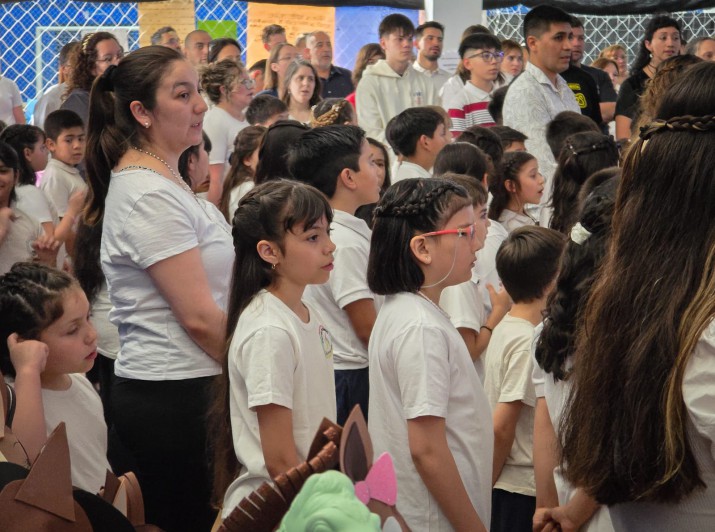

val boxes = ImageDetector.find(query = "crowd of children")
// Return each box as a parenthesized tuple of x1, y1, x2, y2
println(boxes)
(1, 5, 714, 532)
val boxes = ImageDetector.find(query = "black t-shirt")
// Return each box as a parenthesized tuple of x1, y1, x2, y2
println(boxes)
(561, 65, 603, 126)
(581, 64, 618, 102)
(615, 69, 649, 120)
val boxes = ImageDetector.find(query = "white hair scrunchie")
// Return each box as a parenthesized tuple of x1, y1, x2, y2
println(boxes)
(570, 222, 592, 245)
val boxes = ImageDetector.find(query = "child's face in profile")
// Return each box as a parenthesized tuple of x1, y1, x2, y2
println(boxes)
(38, 287, 98, 378)
(368, 144, 387, 189)
(473, 202, 490, 250)
(425, 122, 450, 157)
(46, 126, 85, 167)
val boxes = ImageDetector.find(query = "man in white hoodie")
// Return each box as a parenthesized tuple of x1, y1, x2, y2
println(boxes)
(356, 14, 439, 147)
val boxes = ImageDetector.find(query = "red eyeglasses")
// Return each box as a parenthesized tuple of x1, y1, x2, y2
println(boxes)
(421, 223, 477, 240)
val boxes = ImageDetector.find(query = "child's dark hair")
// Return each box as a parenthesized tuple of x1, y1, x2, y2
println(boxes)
(44, 109, 84, 141)
(523, 4, 572, 43)
(488, 86, 509, 126)
(0, 140, 20, 206)
(491, 125, 528, 150)
(219, 125, 267, 221)
(245, 94, 288, 126)
(287, 125, 365, 199)
(0, 262, 76, 378)
(489, 150, 536, 221)
(536, 176, 619, 381)
(549, 132, 619, 234)
(0, 125, 46, 186)
(178, 131, 212, 188)
(458, 125, 504, 167)
(457, 33, 503, 82)
(385, 107, 444, 157)
(210, 180, 332, 504)
(368, 178, 471, 295)
(433, 142, 488, 183)
(632, 15, 682, 73)
(379, 13, 415, 39)
(310, 98, 354, 128)
(254, 120, 310, 185)
(441, 172, 488, 207)
(496, 226, 565, 304)
(248, 59, 266, 75)
(546, 111, 600, 160)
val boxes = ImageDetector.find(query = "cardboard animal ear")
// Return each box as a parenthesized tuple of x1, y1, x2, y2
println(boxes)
(340, 406, 373, 482)
(0, 383, 29, 467)
(14, 423, 76, 521)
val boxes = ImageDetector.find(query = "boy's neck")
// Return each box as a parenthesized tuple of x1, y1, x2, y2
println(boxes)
(50, 156, 77, 169)
(386, 57, 410, 76)
(405, 153, 433, 173)
(509, 300, 546, 326)
(330, 196, 358, 217)
(268, 279, 310, 323)
(468, 76, 494, 93)
(40, 372, 73, 391)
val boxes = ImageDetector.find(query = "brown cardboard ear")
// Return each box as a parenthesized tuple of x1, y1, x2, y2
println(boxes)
(340, 405, 373, 482)
(14, 423, 76, 521)
(0, 392, 29, 467)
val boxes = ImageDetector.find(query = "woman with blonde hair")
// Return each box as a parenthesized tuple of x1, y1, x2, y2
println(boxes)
(598, 44, 628, 89)
(258, 42, 299, 99)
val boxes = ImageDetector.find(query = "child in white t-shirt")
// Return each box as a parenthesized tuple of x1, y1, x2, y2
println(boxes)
(483, 226, 565, 532)
(287, 125, 381, 425)
(0, 262, 111, 494)
(214, 180, 338, 519)
(367, 177, 493, 531)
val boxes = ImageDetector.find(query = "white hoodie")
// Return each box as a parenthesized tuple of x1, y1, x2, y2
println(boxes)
(356, 59, 440, 146)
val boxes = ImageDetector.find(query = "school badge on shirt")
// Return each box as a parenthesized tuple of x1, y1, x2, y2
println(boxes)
(319, 325, 334, 360)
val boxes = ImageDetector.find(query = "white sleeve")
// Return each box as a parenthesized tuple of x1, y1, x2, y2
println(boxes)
(531, 324, 545, 399)
(329, 243, 372, 309)
(237, 326, 297, 410)
(440, 278, 485, 333)
(498, 332, 537, 407)
(18, 187, 54, 224)
(203, 113, 229, 166)
(40, 173, 71, 216)
(356, 76, 387, 145)
(10, 79, 23, 107)
(683, 327, 715, 461)
(442, 82, 467, 134)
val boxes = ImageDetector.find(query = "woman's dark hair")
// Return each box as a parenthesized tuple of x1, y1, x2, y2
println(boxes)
(310, 98, 354, 127)
(84, 45, 185, 225)
(0, 125, 46, 186)
(207, 38, 242, 64)
(66, 32, 120, 94)
(367, 178, 470, 295)
(536, 175, 619, 381)
(560, 61, 715, 505)
(488, 150, 535, 222)
(355, 138, 392, 228)
(253, 120, 310, 185)
(433, 142, 488, 183)
(72, 220, 104, 305)
(178, 131, 212, 188)
(282, 59, 322, 109)
(0, 140, 20, 205)
(209, 179, 332, 504)
(352, 43, 384, 86)
(549, 132, 619, 234)
(631, 15, 682, 73)
(0, 262, 76, 378)
(219, 125, 266, 221)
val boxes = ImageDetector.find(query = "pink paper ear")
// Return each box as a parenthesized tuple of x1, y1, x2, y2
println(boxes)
(354, 452, 397, 506)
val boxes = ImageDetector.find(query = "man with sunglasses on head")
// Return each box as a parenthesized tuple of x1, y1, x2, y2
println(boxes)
(443, 33, 503, 137)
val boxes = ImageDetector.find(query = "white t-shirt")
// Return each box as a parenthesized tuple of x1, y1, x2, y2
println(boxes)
(304, 210, 377, 370)
(203, 106, 248, 174)
(42, 373, 111, 493)
(440, 265, 487, 382)
(222, 290, 336, 517)
(92, 281, 120, 360)
(0, 76, 23, 125)
(31, 82, 66, 129)
(15, 184, 55, 224)
(530, 323, 614, 532)
(368, 292, 493, 531)
(101, 167, 234, 380)
(227, 180, 254, 222)
(498, 209, 538, 234)
(0, 206, 42, 275)
(475, 219, 509, 314)
(484, 313, 537, 497)
(393, 160, 432, 182)
(40, 158, 87, 217)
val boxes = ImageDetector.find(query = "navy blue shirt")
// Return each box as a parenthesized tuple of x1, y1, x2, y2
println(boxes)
(320, 65, 354, 98)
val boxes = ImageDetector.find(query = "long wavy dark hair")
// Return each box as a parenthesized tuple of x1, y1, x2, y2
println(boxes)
(535, 172, 619, 381)
(631, 15, 681, 73)
(209, 180, 332, 506)
(560, 62, 715, 505)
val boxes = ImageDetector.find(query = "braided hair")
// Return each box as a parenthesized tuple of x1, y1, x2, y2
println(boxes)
(310, 98, 354, 127)
(368, 178, 471, 295)
(0, 263, 76, 377)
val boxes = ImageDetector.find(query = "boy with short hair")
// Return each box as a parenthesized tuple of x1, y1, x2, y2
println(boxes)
(545, 110, 599, 160)
(442, 33, 504, 135)
(386, 106, 449, 182)
(491, 125, 528, 152)
(356, 14, 438, 147)
(287, 125, 380, 425)
(245, 94, 289, 127)
(484, 225, 565, 532)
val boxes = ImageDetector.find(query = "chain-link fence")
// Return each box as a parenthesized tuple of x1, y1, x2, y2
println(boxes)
(486, 5, 715, 67)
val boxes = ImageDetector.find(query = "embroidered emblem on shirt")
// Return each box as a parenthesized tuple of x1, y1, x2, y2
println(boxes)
(319, 325, 334, 360)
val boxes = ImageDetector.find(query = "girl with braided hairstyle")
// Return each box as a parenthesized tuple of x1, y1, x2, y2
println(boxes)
(560, 61, 715, 530)
(310, 98, 356, 127)
(367, 178, 493, 531)
(548, 131, 619, 235)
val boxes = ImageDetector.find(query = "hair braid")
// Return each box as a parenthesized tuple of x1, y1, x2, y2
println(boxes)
(640, 114, 715, 140)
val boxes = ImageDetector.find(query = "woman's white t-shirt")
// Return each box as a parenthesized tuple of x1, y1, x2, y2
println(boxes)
(222, 290, 337, 517)
(203, 106, 248, 175)
(368, 292, 493, 531)
(0, 76, 23, 125)
(101, 167, 234, 380)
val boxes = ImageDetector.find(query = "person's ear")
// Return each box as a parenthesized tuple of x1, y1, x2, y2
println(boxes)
(187, 152, 198, 176)
(644, 39, 653, 53)
(129, 100, 152, 129)
(256, 239, 280, 268)
(23, 146, 33, 161)
(409, 234, 432, 266)
(526, 35, 538, 54)
(505, 179, 517, 194)
(338, 167, 357, 191)
(270, 61, 280, 73)
(45, 137, 56, 153)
